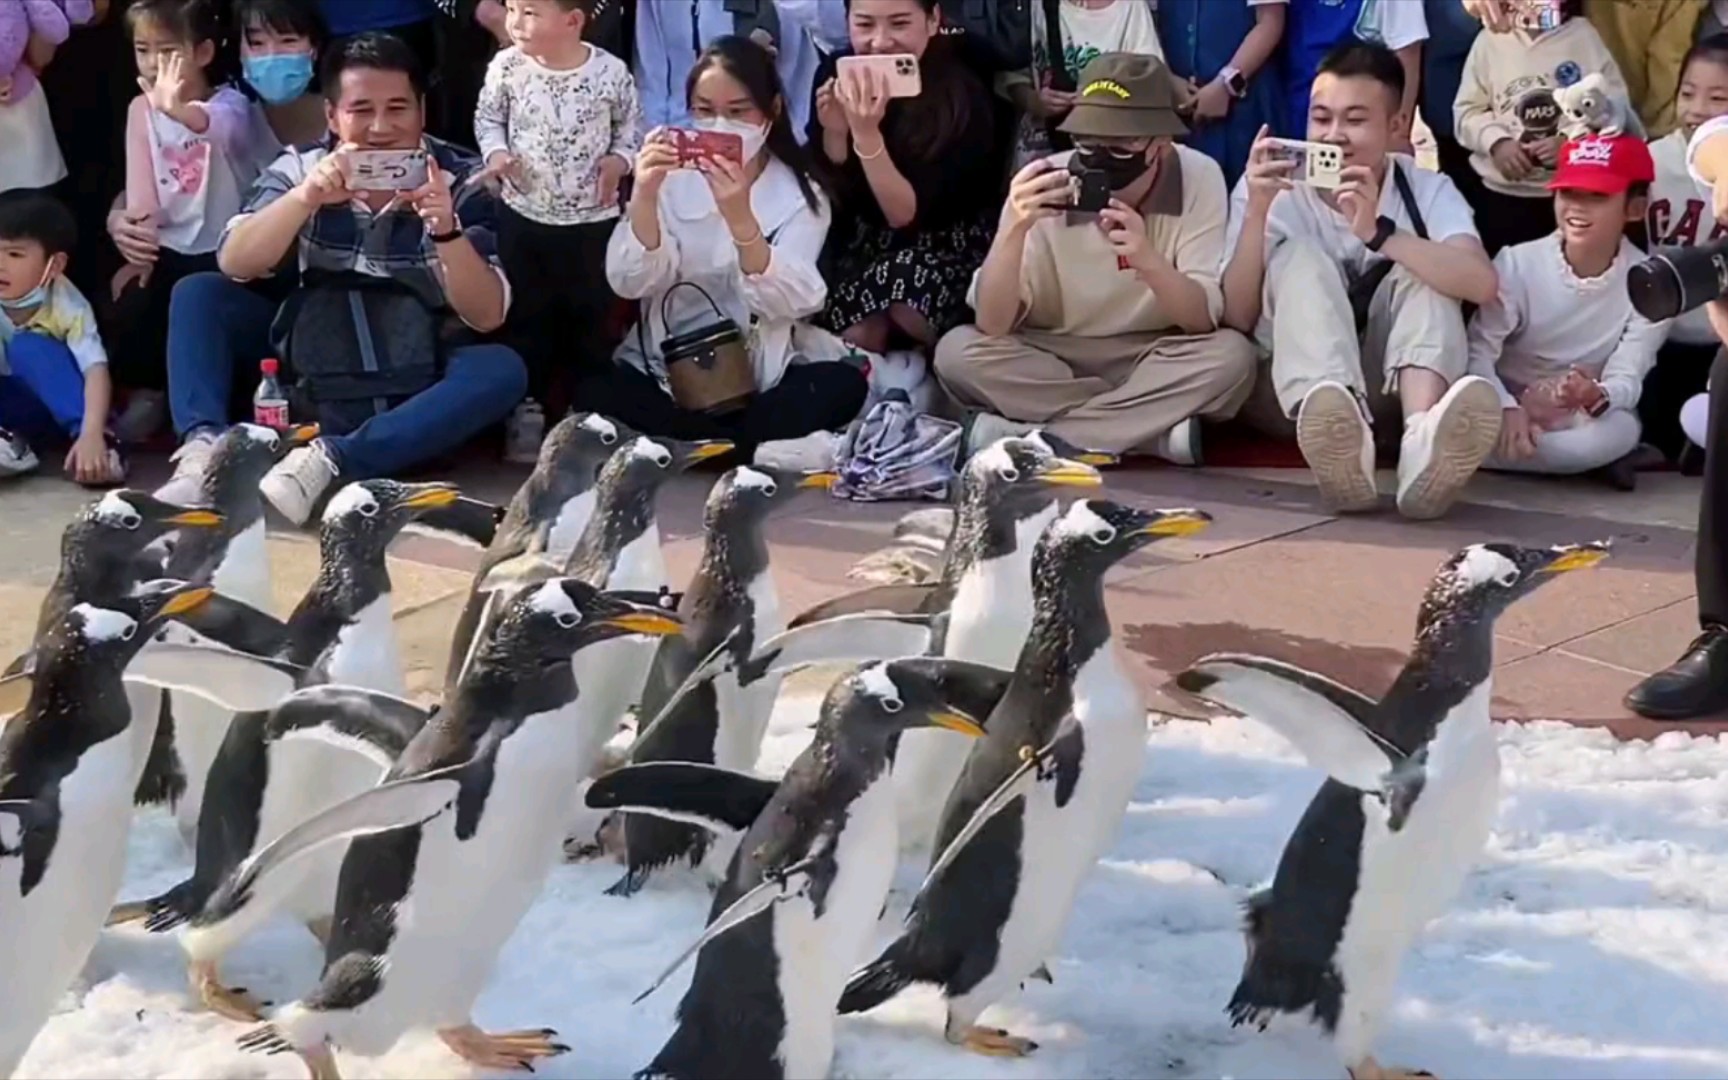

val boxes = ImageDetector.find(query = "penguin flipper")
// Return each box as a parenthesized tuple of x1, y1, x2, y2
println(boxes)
(266, 686, 434, 773)
(126, 643, 304, 714)
(0, 798, 47, 849)
(168, 594, 291, 659)
(1175, 654, 1403, 790)
(1, 648, 33, 678)
(411, 496, 505, 549)
(194, 763, 465, 928)
(586, 762, 777, 834)
(476, 551, 562, 595)
(632, 860, 816, 1005)
(913, 728, 1065, 904)
(789, 583, 939, 628)
(0, 670, 29, 717)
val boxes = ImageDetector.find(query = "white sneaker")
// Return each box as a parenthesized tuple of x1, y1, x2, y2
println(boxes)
(965, 412, 1035, 456)
(1295, 381, 1378, 512)
(1396, 375, 1502, 521)
(261, 439, 340, 527)
(0, 428, 38, 478)
(152, 430, 219, 506)
(753, 430, 840, 473)
(1154, 417, 1201, 466)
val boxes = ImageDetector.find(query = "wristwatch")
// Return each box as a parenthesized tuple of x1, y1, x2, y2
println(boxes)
(1584, 382, 1611, 418)
(429, 224, 464, 245)
(1219, 65, 1247, 99)
(1365, 215, 1397, 253)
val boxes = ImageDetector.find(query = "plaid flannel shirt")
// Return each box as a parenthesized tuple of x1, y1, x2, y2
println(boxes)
(218, 134, 512, 322)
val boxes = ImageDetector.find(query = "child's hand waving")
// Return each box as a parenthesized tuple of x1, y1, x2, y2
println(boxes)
(139, 51, 191, 116)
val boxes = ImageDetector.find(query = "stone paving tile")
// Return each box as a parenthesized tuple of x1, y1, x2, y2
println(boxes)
(1556, 598, 1698, 678)
(1491, 649, 1728, 737)
(1100, 467, 1336, 566)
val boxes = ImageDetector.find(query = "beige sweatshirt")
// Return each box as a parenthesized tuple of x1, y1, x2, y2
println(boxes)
(1454, 18, 1630, 197)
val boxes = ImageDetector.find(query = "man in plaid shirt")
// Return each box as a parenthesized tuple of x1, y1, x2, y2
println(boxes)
(157, 32, 528, 525)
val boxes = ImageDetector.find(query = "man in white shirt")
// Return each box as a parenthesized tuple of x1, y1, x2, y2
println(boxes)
(1220, 40, 1502, 521)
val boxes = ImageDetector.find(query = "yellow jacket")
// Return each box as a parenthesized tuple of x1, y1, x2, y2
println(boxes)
(1585, 0, 1705, 138)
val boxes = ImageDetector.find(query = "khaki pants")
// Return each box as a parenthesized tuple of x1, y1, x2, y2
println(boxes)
(932, 325, 1258, 455)
(1242, 240, 1470, 439)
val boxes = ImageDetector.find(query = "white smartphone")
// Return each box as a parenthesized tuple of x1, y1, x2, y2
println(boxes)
(346, 148, 430, 191)
(1264, 138, 1344, 190)
(836, 53, 922, 98)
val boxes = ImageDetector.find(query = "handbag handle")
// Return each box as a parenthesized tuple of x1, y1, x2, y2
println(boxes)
(659, 279, 729, 330)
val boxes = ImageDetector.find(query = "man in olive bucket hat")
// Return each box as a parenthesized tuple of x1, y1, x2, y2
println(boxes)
(936, 52, 1257, 466)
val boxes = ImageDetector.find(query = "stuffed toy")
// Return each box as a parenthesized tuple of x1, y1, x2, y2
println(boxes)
(1556, 72, 1645, 140)
(0, 1, 94, 105)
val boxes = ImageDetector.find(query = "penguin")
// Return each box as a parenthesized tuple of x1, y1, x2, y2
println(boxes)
(107, 480, 464, 1021)
(834, 501, 1210, 1054)
(1174, 541, 1611, 1080)
(444, 411, 633, 690)
(0, 583, 302, 1079)
(582, 656, 1012, 1080)
(206, 579, 683, 1080)
(607, 465, 836, 897)
(634, 435, 1102, 857)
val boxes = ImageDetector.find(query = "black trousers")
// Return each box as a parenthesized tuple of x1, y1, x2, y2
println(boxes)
(497, 206, 618, 412)
(1642, 340, 1717, 462)
(1698, 348, 1728, 626)
(571, 359, 868, 457)
(1470, 184, 1558, 257)
(106, 248, 220, 391)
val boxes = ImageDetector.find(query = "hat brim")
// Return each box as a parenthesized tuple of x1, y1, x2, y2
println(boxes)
(1058, 104, 1188, 139)
(1547, 173, 1637, 195)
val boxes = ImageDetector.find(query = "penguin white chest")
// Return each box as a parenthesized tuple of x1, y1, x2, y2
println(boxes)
(609, 524, 666, 593)
(543, 491, 596, 563)
(325, 596, 405, 695)
(0, 733, 137, 1072)
(1333, 682, 1500, 1027)
(713, 571, 784, 774)
(211, 520, 272, 609)
(773, 773, 899, 1080)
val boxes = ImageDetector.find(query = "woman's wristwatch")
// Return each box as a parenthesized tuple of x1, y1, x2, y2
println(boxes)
(1220, 66, 1247, 99)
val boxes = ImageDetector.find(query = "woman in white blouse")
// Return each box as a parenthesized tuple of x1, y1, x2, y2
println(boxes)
(581, 35, 865, 458)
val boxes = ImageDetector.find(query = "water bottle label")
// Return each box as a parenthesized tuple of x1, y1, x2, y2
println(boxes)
(255, 402, 290, 429)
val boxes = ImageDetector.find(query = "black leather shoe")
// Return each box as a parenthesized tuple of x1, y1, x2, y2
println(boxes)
(1625, 626, 1728, 720)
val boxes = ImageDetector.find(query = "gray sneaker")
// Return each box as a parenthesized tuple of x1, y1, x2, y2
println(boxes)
(153, 430, 219, 506)
(964, 412, 1035, 457)
(0, 428, 38, 478)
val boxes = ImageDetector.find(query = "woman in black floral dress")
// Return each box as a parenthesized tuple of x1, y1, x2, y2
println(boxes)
(808, 0, 1003, 355)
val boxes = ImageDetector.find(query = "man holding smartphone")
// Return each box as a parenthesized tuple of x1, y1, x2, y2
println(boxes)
(157, 32, 527, 526)
(936, 53, 1258, 463)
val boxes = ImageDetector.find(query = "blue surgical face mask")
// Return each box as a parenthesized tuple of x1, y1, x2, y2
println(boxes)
(0, 265, 52, 311)
(244, 51, 314, 105)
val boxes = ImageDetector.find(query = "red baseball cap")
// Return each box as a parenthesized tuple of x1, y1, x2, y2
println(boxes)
(1547, 135, 1656, 195)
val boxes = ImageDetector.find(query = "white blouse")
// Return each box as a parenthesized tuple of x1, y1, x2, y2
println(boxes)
(607, 157, 831, 394)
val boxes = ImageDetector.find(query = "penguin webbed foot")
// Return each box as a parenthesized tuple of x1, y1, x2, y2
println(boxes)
(195, 960, 269, 1022)
(438, 1024, 571, 1072)
(1349, 1058, 1437, 1080)
(953, 1025, 1038, 1058)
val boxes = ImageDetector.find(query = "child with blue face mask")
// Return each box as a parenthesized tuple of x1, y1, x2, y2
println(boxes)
(0, 191, 123, 486)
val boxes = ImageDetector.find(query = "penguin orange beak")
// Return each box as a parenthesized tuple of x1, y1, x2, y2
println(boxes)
(604, 611, 684, 636)
(399, 484, 461, 511)
(1035, 457, 1103, 488)
(797, 471, 839, 489)
(1541, 542, 1611, 574)
(163, 509, 224, 528)
(1137, 509, 1212, 538)
(156, 586, 215, 619)
(684, 440, 735, 463)
(928, 709, 986, 737)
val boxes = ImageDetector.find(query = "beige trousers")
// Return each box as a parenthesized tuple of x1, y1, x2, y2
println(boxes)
(932, 325, 1258, 454)
(1241, 240, 1470, 438)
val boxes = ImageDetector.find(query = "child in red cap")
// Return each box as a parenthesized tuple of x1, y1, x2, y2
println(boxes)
(1463, 132, 1665, 487)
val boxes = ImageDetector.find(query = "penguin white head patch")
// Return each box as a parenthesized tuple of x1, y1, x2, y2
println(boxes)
(237, 423, 280, 448)
(579, 414, 620, 443)
(968, 440, 1018, 480)
(855, 663, 904, 711)
(630, 437, 674, 468)
(92, 491, 144, 530)
(1455, 545, 1521, 589)
(323, 484, 381, 523)
(1052, 500, 1115, 544)
(527, 581, 582, 627)
(72, 603, 139, 643)
(732, 466, 776, 494)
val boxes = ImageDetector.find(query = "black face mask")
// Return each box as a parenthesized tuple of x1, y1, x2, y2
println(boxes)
(1073, 145, 1150, 191)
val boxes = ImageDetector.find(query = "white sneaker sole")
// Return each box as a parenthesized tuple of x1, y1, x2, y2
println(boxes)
(1397, 379, 1502, 521)
(1296, 385, 1377, 513)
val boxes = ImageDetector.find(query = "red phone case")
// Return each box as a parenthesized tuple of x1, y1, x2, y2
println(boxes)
(670, 129, 744, 167)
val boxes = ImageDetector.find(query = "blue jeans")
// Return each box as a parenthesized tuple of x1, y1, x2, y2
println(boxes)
(166, 272, 528, 480)
(0, 331, 85, 444)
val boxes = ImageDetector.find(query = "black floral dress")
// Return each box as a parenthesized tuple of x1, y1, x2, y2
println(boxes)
(809, 49, 1004, 339)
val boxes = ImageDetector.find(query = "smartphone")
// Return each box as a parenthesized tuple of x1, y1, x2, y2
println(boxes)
(1513, 0, 1562, 32)
(1264, 138, 1343, 190)
(837, 53, 922, 98)
(667, 128, 744, 169)
(1067, 169, 1112, 214)
(346, 148, 430, 191)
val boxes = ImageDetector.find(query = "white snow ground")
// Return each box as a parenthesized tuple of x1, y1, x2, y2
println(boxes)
(16, 685, 1728, 1080)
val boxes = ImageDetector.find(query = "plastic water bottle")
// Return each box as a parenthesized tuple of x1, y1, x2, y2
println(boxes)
(505, 398, 545, 464)
(253, 358, 290, 430)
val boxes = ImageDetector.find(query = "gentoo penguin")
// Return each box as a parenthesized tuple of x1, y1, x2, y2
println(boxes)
(635, 436, 1101, 857)
(608, 465, 836, 896)
(107, 480, 462, 1020)
(1175, 541, 1610, 1080)
(583, 656, 1011, 1080)
(0, 583, 301, 1079)
(444, 411, 632, 690)
(208, 580, 682, 1080)
(837, 501, 1211, 1056)
(139, 422, 316, 825)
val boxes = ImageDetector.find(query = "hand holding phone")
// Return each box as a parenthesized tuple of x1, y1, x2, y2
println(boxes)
(837, 54, 921, 98)
(1262, 138, 1343, 190)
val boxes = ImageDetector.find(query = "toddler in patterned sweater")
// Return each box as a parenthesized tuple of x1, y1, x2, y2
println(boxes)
(474, 0, 642, 419)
